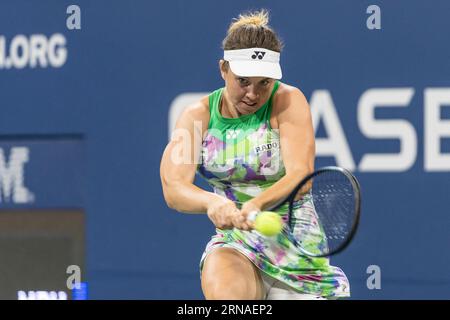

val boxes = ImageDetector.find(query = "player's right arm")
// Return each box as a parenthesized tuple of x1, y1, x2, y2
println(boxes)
(160, 98, 240, 229)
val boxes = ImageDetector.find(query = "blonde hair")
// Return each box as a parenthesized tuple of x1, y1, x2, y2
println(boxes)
(222, 9, 283, 52)
(228, 9, 270, 34)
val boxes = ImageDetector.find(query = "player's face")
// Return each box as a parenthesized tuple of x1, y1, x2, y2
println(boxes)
(220, 61, 275, 115)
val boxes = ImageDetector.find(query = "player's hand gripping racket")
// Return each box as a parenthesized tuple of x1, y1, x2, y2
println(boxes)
(248, 166, 361, 257)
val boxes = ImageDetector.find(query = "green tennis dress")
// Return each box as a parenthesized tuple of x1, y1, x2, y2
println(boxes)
(197, 81, 350, 298)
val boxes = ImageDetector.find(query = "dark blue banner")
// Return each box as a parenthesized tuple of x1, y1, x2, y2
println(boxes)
(0, 137, 85, 208)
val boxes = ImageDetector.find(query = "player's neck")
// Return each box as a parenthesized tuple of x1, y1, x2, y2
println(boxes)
(221, 91, 242, 118)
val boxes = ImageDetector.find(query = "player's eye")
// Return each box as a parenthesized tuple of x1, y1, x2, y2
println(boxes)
(237, 78, 250, 86)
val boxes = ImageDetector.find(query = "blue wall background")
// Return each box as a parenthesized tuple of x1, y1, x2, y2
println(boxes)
(0, 0, 449, 299)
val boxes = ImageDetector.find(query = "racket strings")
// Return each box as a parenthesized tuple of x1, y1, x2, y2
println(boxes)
(286, 170, 357, 256)
(311, 171, 356, 248)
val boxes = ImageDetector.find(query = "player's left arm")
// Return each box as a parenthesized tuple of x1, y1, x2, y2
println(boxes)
(237, 86, 315, 225)
(275, 85, 315, 181)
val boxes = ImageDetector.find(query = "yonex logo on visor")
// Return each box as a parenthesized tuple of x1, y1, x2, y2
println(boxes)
(251, 51, 266, 60)
(223, 47, 282, 79)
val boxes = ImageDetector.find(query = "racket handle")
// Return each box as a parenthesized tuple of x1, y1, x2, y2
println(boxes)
(247, 210, 259, 222)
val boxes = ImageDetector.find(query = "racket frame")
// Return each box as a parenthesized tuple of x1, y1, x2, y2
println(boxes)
(267, 166, 361, 257)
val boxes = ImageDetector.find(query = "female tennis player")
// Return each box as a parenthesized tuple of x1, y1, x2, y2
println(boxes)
(160, 9, 350, 300)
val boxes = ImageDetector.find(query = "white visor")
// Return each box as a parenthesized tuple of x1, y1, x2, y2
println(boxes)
(223, 48, 282, 79)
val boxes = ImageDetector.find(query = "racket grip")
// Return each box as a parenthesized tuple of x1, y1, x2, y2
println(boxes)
(247, 210, 259, 222)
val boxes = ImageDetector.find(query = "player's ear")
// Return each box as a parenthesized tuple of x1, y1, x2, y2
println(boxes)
(219, 60, 228, 80)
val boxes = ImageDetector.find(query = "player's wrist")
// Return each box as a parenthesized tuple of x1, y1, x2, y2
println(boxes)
(247, 197, 264, 211)
(205, 192, 229, 210)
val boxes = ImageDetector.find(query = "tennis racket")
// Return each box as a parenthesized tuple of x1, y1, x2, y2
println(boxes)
(248, 166, 361, 257)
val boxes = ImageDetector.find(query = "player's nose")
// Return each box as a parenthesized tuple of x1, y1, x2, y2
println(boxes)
(245, 85, 258, 101)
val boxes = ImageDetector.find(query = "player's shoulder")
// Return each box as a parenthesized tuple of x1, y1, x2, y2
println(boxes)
(272, 82, 308, 114)
(274, 82, 307, 104)
(180, 95, 210, 123)
(173, 95, 210, 133)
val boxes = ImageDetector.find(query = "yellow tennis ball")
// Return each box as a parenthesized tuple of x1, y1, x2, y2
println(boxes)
(254, 211, 283, 237)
